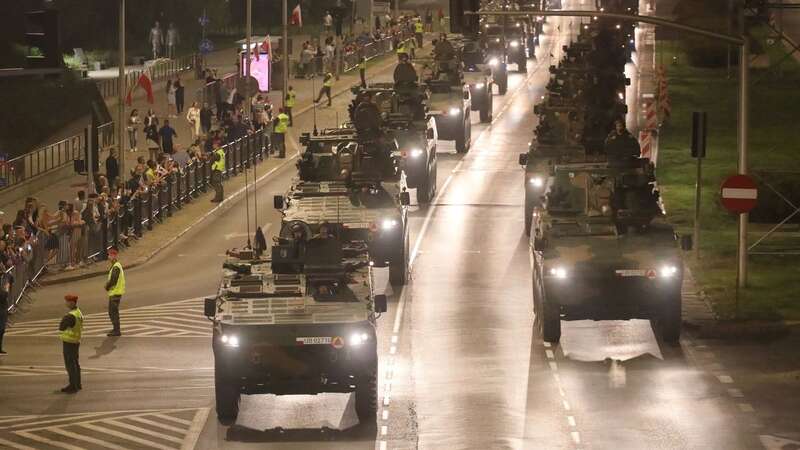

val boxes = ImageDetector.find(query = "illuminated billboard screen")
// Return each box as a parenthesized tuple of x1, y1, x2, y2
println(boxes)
(240, 52, 270, 92)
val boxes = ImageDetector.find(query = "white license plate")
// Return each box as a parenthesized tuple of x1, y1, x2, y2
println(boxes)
(296, 336, 332, 345)
(615, 269, 646, 277)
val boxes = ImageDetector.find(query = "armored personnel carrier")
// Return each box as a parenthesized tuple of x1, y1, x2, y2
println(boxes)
(481, 18, 528, 75)
(276, 109, 411, 285)
(350, 72, 439, 203)
(529, 161, 686, 344)
(460, 37, 497, 122)
(414, 36, 473, 153)
(205, 236, 389, 424)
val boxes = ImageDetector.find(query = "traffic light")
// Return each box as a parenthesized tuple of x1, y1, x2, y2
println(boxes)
(25, 9, 62, 69)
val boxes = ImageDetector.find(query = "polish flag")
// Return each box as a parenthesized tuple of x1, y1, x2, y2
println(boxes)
(291, 4, 302, 27)
(125, 72, 155, 106)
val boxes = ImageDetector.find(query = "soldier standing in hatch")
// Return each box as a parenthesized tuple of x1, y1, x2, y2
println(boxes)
(59, 294, 83, 393)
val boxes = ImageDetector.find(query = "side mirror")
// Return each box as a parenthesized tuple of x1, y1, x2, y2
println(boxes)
(374, 294, 388, 313)
(625, 77, 631, 86)
(518, 153, 528, 166)
(204, 297, 217, 318)
(533, 238, 546, 251)
(426, 128, 435, 139)
(680, 235, 693, 251)
(399, 191, 411, 206)
(273, 195, 284, 210)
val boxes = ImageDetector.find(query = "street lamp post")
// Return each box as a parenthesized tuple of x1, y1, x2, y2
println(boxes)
(118, 0, 126, 180)
(245, 0, 251, 121)
(283, 0, 289, 109)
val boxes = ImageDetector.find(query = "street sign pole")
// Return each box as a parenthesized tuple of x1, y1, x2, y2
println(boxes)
(691, 111, 707, 261)
(283, 0, 289, 110)
(693, 154, 702, 260)
(245, 0, 251, 121)
(738, 39, 750, 288)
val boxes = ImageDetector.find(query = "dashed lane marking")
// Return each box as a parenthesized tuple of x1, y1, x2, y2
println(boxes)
(6, 297, 211, 338)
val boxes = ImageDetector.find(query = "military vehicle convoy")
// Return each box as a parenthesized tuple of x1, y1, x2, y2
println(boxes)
(519, 13, 631, 235)
(275, 102, 412, 286)
(524, 1, 689, 344)
(350, 70, 439, 203)
(205, 236, 390, 423)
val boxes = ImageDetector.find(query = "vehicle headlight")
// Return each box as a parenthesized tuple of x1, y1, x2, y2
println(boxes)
(659, 265, 679, 278)
(449, 107, 461, 116)
(221, 334, 240, 348)
(349, 332, 370, 346)
(549, 267, 568, 279)
(529, 176, 544, 188)
(495, 38, 501, 43)
(510, 40, 520, 47)
(410, 148, 424, 158)
(489, 57, 499, 67)
(381, 218, 398, 230)
(474, 82, 485, 89)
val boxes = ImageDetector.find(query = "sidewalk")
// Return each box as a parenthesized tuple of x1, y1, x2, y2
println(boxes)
(39, 39, 418, 285)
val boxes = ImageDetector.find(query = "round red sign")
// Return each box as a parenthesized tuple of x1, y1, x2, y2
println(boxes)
(720, 174, 758, 214)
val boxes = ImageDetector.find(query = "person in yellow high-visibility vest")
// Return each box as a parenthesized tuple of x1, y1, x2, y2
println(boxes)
(358, 57, 367, 88)
(314, 72, 333, 107)
(58, 294, 83, 393)
(414, 19, 424, 48)
(273, 108, 290, 158)
(104, 247, 126, 336)
(210, 145, 226, 202)
(396, 42, 408, 62)
(285, 85, 296, 126)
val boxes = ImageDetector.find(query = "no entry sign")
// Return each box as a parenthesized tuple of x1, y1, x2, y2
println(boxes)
(720, 174, 758, 214)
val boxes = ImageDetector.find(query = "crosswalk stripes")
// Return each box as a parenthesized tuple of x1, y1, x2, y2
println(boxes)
(6, 297, 212, 338)
(0, 366, 130, 377)
(0, 407, 210, 450)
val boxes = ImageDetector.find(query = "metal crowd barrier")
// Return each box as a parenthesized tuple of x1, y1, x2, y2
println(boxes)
(3, 237, 48, 315)
(96, 53, 200, 101)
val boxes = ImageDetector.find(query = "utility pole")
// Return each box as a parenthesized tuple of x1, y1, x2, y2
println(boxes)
(282, 0, 289, 109)
(118, 0, 126, 179)
(245, 0, 252, 121)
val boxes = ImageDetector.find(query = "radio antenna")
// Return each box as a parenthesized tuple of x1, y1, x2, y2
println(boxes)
(312, 76, 319, 135)
(243, 144, 252, 249)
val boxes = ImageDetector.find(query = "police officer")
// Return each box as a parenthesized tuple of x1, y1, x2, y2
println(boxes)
(104, 248, 125, 336)
(358, 57, 367, 88)
(210, 144, 226, 202)
(396, 42, 408, 62)
(314, 72, 333, 107)
(59, 294, 83, 393)
(285, 86, 296, 126)
(273, 107, 289, 158)
(414, 18, 424, 48)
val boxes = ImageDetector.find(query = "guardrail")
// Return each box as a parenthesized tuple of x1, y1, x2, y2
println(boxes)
(3, 236, 48, 316)
(0, 122, 115, 190)
(96, 53, 200, 101)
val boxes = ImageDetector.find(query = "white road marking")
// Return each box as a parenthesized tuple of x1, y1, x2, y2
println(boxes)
(738, 403, 755, 413)
(717, 375, 734, 384)
(727, 388, 744, 398)
(567, 416, 576, 427)
(13, 432, 84, 450)
(381, 425, 388, 435)
(382, 410, 389, 421)
(0, 437, 37, 450)
(563, 400, 571, 411)
(549, 361, 558, 371)
(571, 431, 582, 444)
(545, 349, 555, 359)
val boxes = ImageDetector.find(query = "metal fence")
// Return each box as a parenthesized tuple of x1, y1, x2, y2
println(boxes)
(3, 236, 48, 316)
(96, 53, 200, 101)
(0, 122, 115, 190)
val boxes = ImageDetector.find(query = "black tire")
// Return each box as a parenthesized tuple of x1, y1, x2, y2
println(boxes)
(417, 169, 432, 205)
(355, 368, 378, 423)
(389, 231, 408, 286)
(455, 118, 470, 153)
(518, 57, 527, 73)
(524, 199, 533, 236)
(497, 64, 508, 95)
(660, 291, 682, 344)
(215, 371, 240, 423)
(479, 92, 493, 123)
(542, 299, 561, 343)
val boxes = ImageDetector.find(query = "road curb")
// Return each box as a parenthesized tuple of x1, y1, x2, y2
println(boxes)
(685, 319, 791, 340)
(39, 55, 405, 287)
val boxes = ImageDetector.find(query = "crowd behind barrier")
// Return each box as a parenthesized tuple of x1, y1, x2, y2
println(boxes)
(3, 126, 269, 315)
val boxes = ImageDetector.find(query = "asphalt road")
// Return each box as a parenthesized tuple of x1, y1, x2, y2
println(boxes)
(0, 4, 798, 450)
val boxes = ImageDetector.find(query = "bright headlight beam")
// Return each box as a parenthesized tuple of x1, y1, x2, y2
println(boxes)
(349, 332, 370, 346)
(510, 40, 520, 47)
(381, 218, 398, 230)
(449, 107, 461, 116)
(549, 267, 567, 279)
(410, 148, 424, 158)
(474, 82, 485, 89)
(529, 176, 544, 187)
(489, 57, 499, 67)
(659, 265, 679, 278)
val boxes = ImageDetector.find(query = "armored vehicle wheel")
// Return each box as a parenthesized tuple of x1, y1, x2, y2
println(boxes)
(479, 91, 493, 123)
(659, 292, 682, 344)
(389, 231, 408, 286)
(355, 368, 378, 423)
(455, 118, 471, 153)
(518, 57, 527, 73)
(542, 300, 561, 343)
(417, 171, 432, 205)
(497, 63, 508, 95)
(524, 200, 533, 236)
(215, 371, 240, 423)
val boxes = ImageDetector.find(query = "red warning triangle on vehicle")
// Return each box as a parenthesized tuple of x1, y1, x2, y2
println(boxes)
(331, 336, 345, 349)
(646, 269, 657, 280)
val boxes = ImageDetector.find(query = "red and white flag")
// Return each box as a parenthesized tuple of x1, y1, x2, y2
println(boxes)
(125, 72, 155, 106)
(261, 35, 272, 59)
(291, 4, 302, 27)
